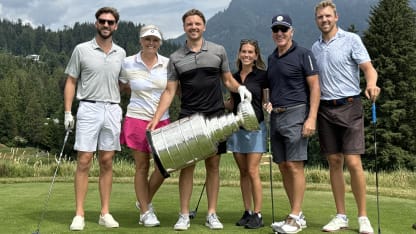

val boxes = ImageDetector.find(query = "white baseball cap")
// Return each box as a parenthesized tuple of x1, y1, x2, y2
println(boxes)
(140, 25, 162, 40)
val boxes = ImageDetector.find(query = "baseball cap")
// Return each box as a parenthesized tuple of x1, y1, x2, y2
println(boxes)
(271, 14, 292, 28)
(140, 25, 162, 40)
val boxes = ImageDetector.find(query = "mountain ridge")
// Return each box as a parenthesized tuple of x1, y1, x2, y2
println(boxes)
(170, 0, 416, 69)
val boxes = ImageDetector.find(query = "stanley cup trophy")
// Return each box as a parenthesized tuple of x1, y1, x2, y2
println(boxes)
(147, 100, 259, 178)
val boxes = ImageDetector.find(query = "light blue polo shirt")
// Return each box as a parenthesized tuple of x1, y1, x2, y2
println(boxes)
(311, 28, 371, 100)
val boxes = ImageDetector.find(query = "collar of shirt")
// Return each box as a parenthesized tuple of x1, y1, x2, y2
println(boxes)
(183, 39, 208, 54)
(272, 40, 298, 58)
(135, 51, 163, 67)
(91, 37, 118, 54)
(318, 27, 347, 44)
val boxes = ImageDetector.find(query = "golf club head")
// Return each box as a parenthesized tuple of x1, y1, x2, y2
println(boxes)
(32, 230, 40, 234)
(189, 211, 196, 219)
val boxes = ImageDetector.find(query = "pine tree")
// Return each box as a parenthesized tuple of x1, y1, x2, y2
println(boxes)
(363, 0, 416, 170)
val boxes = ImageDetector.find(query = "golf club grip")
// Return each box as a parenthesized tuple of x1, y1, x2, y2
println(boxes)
(371, 102, 377, 124)
(263, 88, 270, 103)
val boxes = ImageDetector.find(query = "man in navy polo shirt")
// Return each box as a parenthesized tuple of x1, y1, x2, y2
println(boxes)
(267, 14, 320, 234)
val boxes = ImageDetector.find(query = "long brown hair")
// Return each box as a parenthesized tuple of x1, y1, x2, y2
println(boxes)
(236, 39, 266, 71)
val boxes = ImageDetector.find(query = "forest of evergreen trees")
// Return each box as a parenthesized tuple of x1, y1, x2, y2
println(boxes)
(0, 19, 181, 157)
(0, 0, 415, 170)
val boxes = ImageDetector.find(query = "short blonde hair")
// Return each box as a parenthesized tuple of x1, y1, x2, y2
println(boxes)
(315, 0, 337, 16)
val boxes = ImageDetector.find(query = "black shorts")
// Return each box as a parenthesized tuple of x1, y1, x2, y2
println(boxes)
(318, 98, 365, 155)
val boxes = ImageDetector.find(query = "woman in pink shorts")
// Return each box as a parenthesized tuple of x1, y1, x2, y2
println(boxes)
(119, 25, 170, 227)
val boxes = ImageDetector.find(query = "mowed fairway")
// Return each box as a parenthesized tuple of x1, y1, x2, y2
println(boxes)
(1, 181, 415, 234)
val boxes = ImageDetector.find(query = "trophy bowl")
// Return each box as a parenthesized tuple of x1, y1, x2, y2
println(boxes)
(148, 100, 259, 177)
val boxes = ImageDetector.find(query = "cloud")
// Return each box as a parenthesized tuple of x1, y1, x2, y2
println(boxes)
(0, 0, 231, 39)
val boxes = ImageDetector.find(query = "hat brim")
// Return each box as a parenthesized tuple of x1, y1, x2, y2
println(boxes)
(140, 30, 162, 40)
(271, 22, 291, 28)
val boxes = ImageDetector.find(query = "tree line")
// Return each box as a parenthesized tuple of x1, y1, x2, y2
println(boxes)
(0, 0, 415, 171)
(0, 19, 181, 157)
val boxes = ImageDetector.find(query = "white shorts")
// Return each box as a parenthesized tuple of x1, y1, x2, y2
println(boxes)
(74, 101, 122, 152)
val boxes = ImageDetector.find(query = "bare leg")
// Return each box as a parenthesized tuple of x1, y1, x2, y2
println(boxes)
(205, 154, 220, 214)
(148, 166, 165, 202)
(278, 161, 305, 215)
(98, 150, 115, 215)
(247, 152, 263, 213)
(133, 150, 151, 213)
(345, 154, 367, 217)
(233, 153, 252, 211)
(327, 154, 346, 215)
(179, 165, 195, 214)
(74, 151, 93, 217)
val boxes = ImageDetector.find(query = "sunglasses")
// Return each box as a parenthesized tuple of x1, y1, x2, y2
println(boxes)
(240, 39, 258, 45)
(97, 19, 116, 26)
(272, 26, 290, 33)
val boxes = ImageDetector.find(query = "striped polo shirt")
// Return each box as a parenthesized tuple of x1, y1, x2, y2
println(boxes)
(168, 40, 230, 116)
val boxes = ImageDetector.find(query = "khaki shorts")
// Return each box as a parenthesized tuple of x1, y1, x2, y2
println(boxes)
(74, 101, 122, 152)
(317, 98, 364, 155)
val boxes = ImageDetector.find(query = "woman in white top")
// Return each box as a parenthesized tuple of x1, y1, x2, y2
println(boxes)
(119, 25, 170, 227)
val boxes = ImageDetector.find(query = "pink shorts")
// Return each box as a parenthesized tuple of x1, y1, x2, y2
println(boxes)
(120, 116, 170, 153)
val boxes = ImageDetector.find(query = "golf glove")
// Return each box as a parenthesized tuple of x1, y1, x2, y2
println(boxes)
(238, 85, 252, 102)
(64, 111, 74, 130)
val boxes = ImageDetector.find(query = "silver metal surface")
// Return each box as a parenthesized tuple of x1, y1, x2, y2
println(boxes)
(149, 100, 259, 176)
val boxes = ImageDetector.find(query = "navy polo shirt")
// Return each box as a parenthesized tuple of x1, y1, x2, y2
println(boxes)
(230, 68, 268, 123)
(267, 41, 319, 107)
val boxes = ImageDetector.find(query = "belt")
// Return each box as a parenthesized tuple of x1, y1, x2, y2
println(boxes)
(272, 104, 306, 113)
(80, 100, 118, 105)
(320, 95, 360, 107)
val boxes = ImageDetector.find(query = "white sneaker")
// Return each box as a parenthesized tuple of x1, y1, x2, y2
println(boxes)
(358, 217, 374, 234)
(174, 213, 190, 230)
(98, 213, 119, 228)
(205, 213, 223, 230)
(139, 210, 160, 227)
(322, 215, 349, 232)
(135, 201, 154, 213)
(275, 215, 303, 234)
(70, 215, 85, 231)
(271, 212, 307, 231)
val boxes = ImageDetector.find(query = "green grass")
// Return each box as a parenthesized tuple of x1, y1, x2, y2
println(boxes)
(1, 147, 416, 233)
(1, 182, 416, 234)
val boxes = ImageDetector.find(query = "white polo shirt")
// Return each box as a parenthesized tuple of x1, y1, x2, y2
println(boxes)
(120, 51, 170, 121)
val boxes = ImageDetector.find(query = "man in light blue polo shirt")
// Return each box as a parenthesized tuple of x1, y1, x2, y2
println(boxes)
(64, 6, 126, 231)
(312, 1, 380, 234)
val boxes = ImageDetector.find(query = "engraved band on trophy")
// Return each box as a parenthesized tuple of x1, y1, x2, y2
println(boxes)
(147, 100, 259, 178)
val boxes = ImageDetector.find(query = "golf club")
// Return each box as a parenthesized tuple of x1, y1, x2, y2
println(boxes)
(189, 183, 206, 219)
(372, 102, 381, 234)
(33, 129, 71, 234)
(263, 89, 276, 225)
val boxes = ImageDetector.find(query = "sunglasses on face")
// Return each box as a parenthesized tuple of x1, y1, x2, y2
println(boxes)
(97, 19, 116, 26)
(240, 39, 258, 45)
(272, 26, 290, 33)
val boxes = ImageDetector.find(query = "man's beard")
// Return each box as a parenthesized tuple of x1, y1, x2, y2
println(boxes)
(97, 28, 113, 40)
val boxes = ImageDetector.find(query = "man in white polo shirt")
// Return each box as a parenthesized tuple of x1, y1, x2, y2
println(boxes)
(63, 6, 126, 231)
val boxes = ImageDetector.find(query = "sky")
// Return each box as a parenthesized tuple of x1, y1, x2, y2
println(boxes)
(0, 0, 232, 39)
